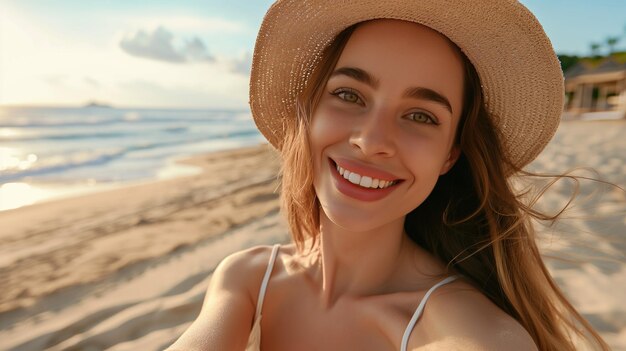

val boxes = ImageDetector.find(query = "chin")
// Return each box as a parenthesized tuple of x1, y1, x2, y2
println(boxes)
(320, 203, 403, 233)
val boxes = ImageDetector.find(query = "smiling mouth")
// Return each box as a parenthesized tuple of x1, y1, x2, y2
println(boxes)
(329, 158, 403, 190)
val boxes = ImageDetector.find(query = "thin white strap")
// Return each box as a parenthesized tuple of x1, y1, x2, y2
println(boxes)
(400, 275, 460, 351)
(254, 244, 281, 319)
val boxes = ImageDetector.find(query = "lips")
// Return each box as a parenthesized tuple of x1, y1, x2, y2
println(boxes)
(327, 157, 403, 202)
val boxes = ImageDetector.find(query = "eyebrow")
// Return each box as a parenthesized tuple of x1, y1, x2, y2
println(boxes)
(330, 66, 453, 114)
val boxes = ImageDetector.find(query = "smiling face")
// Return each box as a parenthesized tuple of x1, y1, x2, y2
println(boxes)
(309, 19, 465, 231)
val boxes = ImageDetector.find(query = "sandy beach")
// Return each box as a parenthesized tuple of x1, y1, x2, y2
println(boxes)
(1, 120, 625, 350)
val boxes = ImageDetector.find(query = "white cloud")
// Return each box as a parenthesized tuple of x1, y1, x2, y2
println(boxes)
(227, 51, 252, 75)
(181, 37, 215, 62)
(119, 26, 215, 63)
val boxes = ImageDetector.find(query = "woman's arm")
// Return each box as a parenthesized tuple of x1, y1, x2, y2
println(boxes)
(165, 248, 267, 351)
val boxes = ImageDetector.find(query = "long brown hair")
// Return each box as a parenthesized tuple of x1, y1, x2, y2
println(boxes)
(278, 23, 610, 351)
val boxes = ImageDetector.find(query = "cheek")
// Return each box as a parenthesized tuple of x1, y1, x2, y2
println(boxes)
(400, 130, 454, 162)
(310, 106, 351, 155)
(309, 110, 332, 181)
(399, 133, 455, 191)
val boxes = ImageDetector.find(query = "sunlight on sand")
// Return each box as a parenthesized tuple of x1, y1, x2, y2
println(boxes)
(0, 183, 49, 210)
(0, 181, 120, 211)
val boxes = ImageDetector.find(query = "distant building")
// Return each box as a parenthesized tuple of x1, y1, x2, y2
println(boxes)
(563, 55, 626, 120)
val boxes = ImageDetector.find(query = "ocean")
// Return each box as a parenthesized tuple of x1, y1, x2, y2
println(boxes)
(0, 106, 264, 211)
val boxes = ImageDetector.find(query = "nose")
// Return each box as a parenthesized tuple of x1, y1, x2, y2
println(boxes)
(349, 108, 396, 158)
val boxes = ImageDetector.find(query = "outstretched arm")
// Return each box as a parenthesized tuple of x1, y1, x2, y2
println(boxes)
(165, 248, 265, 351)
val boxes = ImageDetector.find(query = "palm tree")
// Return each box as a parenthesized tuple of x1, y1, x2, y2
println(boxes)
(606, 37, 620, 55)
(590, 42, 601, 57)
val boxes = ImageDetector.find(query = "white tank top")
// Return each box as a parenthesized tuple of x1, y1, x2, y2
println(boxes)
(245, 243, 460, 351)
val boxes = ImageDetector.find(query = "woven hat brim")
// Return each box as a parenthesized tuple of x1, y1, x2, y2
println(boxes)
(250, 0, 564, 169)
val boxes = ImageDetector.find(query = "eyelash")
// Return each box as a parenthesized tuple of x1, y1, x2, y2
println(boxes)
(406, 111, 440, 125)
(329, 88, 440, 125)
(330, 88, 363, 105)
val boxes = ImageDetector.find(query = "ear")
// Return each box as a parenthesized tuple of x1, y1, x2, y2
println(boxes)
(439, 146, 461, 175)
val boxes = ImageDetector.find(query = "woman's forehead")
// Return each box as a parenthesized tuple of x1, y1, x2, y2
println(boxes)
(333, 19, 465, 115)
(336, 19, 464, 76)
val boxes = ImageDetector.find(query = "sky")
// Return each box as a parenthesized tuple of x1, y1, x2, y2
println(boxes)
(0, 0, 625, 109)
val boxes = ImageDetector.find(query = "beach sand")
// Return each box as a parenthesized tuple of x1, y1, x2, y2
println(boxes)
(0, 120, 624, 350)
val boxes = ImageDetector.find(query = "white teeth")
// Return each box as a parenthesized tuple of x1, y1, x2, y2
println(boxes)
(335, 162, 397, 189)
(359, 176, 372, 187)
(348, 172, 361, 185)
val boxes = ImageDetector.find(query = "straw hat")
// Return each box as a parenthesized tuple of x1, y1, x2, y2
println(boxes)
(249, 0, 564, 169)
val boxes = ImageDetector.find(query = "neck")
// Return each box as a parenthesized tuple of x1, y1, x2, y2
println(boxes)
(312, 210, 418, 308)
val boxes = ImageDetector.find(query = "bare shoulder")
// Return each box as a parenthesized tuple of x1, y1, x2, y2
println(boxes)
(210, 244, 280, 296)
(165, 244, 280, 351)
(417, 279, 538, 351)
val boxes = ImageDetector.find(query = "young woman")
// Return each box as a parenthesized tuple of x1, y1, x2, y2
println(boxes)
(168, 1, 610, 350)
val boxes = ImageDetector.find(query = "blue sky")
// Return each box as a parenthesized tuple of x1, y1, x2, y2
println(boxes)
(521, 0, 626, 55)
(0, 0, 624, 108)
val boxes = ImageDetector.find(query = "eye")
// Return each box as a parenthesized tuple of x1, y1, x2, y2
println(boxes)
(406, 111, 439, 125)
(331, 88, 363, 105)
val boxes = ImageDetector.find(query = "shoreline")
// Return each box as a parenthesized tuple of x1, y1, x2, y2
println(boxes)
(0, 143, 265, 212)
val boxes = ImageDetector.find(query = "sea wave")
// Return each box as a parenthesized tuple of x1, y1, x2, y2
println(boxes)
(0, 131, 133, 142)
(0, 113, 249, 128)
(0, 129, 260, 183)
(1, 122, 255, 141)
